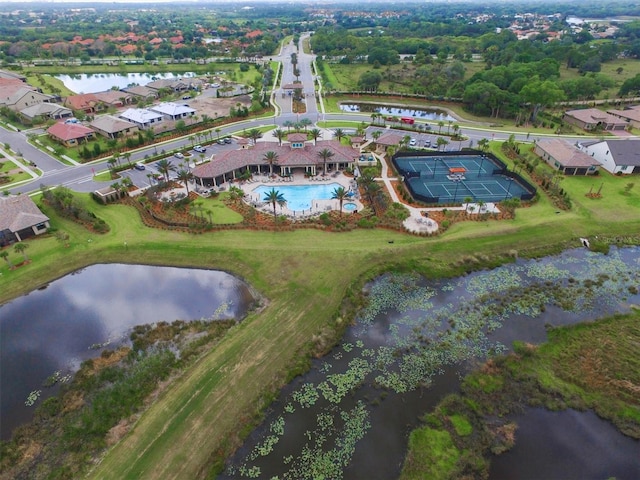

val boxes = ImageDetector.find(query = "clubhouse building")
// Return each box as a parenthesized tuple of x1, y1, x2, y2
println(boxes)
(192, 134, 359, 188)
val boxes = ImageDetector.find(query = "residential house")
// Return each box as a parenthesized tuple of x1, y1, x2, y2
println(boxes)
(122, 85, 158, 102)
(20, 103, 73, 122)
(146, 78, 189, 93)
(47, 121, 95, 147)
(89, 115, 139, 139)
(0, 70, 27, 82)
(118, 108, 164, 130)
(64, 93, 103, 115)
(192, 138, 358, 187)
(149, 102, 195, 121)
(607, 105, 640, 129)
(0, 195, 50, 247)
(0, 82, 54, 112)
(562, 108, 627, 131)
(533, 139, 599, 175)
(93, 90, 134, 109)
(578, 139, 640, 175)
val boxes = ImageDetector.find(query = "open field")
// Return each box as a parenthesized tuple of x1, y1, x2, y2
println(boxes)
(1, 143, 639, 478)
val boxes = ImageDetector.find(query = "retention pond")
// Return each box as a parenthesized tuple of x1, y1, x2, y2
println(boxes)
(222, 247, 640, 479)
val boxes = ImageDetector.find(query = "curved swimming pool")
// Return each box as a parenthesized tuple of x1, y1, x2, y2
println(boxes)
(252, 183, 345, 212)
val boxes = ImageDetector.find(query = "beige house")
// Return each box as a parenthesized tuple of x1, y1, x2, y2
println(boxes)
(562, 108, 627, 131)
(0, 83, 54, 112)
(374, 133, 403, 154)
(90, 115, 139, 139)
(607, 105, 640, 129)
(0, 195, 50, 247)
(534, 139, 600, 175)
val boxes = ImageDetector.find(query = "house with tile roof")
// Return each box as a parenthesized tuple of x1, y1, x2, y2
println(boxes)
(578, 139, 640, 175)
(146, 78, 189, 93)
(64, 93, 103, 115)
(0, 195, 50, 247)
(20, 103, 73, 122)
(192, 137, 358, 187)
(47, 122, 95, 147)
(149, 102, 195, 121)
(373, 133, 403, 154)
(89, 115, 139, 139)
(118, 108, 164, 130)
(94, 90, 134, 108)
(122, 85, 158, 101)
(0, 83, 54, 112)
(607, 105, 640, 129)
(533, 139, 600, 175)
(562, 108, 627, 131)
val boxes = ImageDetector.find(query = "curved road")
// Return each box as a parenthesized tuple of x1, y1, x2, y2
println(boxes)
(0, 34, 628, 196)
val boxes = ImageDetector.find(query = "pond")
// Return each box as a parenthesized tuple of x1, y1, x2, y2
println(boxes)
(339, 103, 456, 122)
(0, 264, 256, 440)
(54, 72, 198, 94)
(489, 408, 640, 480)
(221, 247, 640, 479)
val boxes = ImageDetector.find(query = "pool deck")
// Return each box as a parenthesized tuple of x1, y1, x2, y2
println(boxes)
(238, 170, 363, 218)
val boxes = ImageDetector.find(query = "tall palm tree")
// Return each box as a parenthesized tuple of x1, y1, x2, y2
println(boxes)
(478, 138, 489, 153)
(14, 243, 29, 263)
(156, 159, 176, 182)
(333, 128, 346, 143)
(371, 130, 382, 142)
(317, 148, 335, 176)
(437, 121, 444, 134)
(309, 128, 322, 145)
(447, 120, 453, 135)
(176, 169, 194, 194)
(283, 120, 293, 131)
(436, 137, 449, 151)
(263, 188, 286, 222)
(263, 151, 279, 176)
(246, 128, 263, 145)
(123, 152, 132, 167)
(273, 128, 286, 146)
(300, 118, 312, 131)
(332, 186, 348, 216)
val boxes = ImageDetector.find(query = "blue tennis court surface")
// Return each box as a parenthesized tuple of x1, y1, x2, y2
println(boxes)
(392, 152, 536, 204)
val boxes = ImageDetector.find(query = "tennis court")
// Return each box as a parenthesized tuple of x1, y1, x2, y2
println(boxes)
(393, 153, 536, 204)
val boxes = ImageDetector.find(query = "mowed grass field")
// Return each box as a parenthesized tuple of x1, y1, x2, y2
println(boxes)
(1, 161, 639, 479)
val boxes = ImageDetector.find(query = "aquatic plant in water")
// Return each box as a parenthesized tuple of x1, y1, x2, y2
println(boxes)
(228, 248, 640, 479)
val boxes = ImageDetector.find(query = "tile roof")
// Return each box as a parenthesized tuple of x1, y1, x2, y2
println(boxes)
(536, 139, 599, 168)
(64, 93, 99, 111)
(90, 114, 138, 134)
(47, 122, 94, 141)
(193, 141, 358, 179)
(607, 107, 640, 123)
(0, 195, 49, 233)
(376, 133, 403, 146)
(564, 108, 626, 126)
(20, 102, 72, 119)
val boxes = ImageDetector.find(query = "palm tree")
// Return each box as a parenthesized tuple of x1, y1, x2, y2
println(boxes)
(123, 152, 132, 167)
(176, 169, 194, 194)
(317, 148, 335, 176)
(309, 128, 322, 145)
(436, 137, 449, 152)
(156, 159, 176, 182)
(246, 128, 263, 145)
(14, 243, 29, 263)
(447, 120, 453, 135)
(283, 120, 293, 131)
(0, 250, 12, 268)
(300, 118, 312, 131)
(402, 135, 411, 150)
(215, 128, 221, 140)
(261, 151, 278, 176)
(478, 138, 489, 153)
(332, 186, 348, 216)
(263, 188, 286, 222)
(437, 121, 444, 134)
(371, 113, 379, 125)
(333, 128, 346, 143)
(273, 128, 286, 146)
(371, 130, 382, 142)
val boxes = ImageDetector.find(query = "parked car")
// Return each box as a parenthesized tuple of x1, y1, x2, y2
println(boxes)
(134, 163, 146, 171)
(409, 138, 417, 146)
(174, 152, 184, 159)
(424, 140, 431, 147)
(217, 139, 226, 145)
(193, 145, 206, 153)
(224, 137, 233, 144)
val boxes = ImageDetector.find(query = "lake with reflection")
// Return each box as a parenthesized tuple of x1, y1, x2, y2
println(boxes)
(339, 103, 456, 122)
(223, 247, 640, 479)
(0, 264, 255, 440)
(54, 72, 197, 94)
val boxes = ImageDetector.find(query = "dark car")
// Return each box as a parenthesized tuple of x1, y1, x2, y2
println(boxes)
(224, 137, 233, 144)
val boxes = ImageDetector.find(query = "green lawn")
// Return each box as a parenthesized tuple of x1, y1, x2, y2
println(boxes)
(1, 154, 639, 479)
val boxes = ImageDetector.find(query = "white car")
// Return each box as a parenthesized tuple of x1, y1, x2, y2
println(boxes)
(174, 152, 184, 159)
(193, 145, 206, 153)
(409, 138, 417, 146)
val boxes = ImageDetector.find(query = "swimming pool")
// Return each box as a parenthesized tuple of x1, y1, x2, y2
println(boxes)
(343, 202, 357, 211)
(252, 183, 344, 212)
